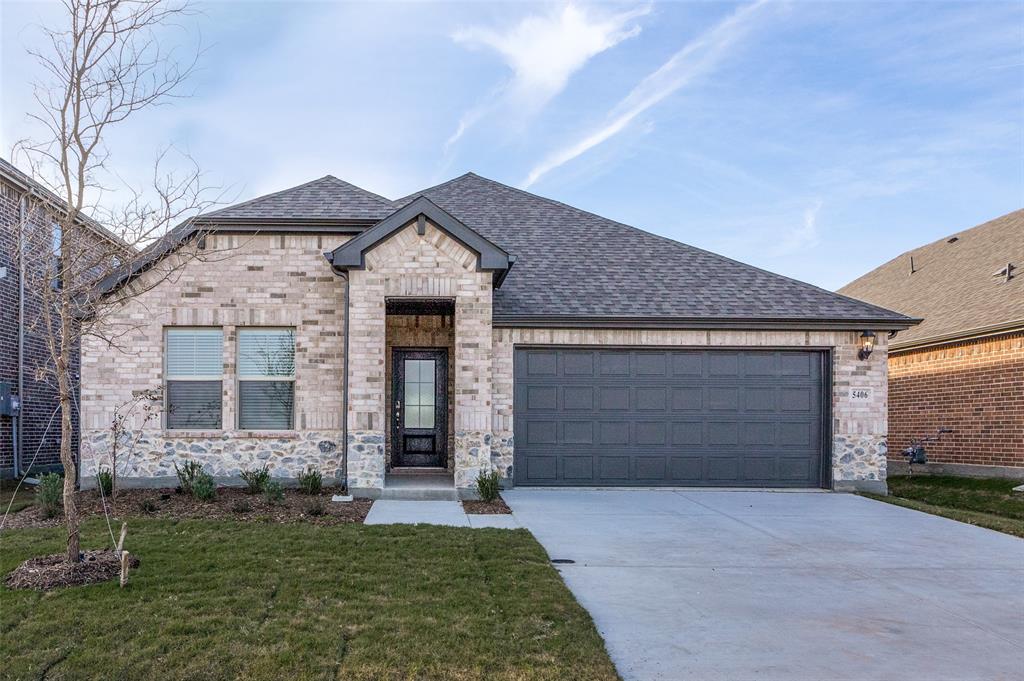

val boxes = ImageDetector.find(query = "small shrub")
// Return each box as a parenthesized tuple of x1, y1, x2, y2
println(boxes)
(231, 499, 252, 514)
(174, 460, 204, 495)
(263, 480, 285, 505)
(35, 473, 63, 518)
(139, 498, 159, 514)
(95, 468, 113, 497)
(298, 466, 322, 495)
(476, 470, 501, 503)
(304, 499, 325, 517)
(240, 465, 271, 495)
(191, 472, 217, 501)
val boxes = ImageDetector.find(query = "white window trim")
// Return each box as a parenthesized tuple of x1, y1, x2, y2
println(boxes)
(236, 327, 296, 432)
(164, 326, 224, 431)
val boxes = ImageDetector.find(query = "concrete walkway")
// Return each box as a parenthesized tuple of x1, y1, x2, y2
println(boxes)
(504, 489, 1024, 681)
(363, 500, 519, 528)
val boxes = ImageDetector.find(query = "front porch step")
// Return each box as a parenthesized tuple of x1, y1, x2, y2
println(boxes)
(381, 473, 458, 501)
(388, 467, 450, 477)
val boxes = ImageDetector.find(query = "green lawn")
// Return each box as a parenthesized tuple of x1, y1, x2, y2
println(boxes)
(865, 475, 1024, 538)
(1, 519, 619, 681)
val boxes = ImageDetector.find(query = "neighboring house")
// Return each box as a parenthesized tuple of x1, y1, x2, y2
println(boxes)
(80, 173, 915, 497)
(840, 209, 1024, 477)
(0, 158, 128, 478)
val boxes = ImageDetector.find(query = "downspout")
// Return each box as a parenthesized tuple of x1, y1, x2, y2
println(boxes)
(342, 272, 350, 492)
(325, 250, 350, 492)
(15, 192, 27, 476)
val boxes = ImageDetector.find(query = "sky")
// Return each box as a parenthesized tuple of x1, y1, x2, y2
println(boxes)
(2, 0, 1021, 291)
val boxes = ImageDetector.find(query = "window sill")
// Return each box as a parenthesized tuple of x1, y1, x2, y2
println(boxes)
(162, 430, 300, 440)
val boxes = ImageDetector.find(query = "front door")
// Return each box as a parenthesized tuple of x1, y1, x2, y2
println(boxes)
(392, 349, 448, 467)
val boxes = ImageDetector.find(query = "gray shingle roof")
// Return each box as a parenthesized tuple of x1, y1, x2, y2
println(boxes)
(839, 209, 1024, 349)
(397, 173, 913, 326)
(112, 170, 916, 328)
(200, 175, 394, 222)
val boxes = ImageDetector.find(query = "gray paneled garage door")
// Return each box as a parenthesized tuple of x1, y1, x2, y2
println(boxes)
(513, 348, 827, 487)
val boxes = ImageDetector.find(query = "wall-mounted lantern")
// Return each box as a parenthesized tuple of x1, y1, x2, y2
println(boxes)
(857, 331, 876, 360)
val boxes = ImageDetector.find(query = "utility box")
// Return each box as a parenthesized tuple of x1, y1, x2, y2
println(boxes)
(0, 381, 18, 417)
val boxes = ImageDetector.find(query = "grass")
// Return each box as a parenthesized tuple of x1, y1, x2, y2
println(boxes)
(0, 519, 618, 681)
(864, 475, 1024, 538)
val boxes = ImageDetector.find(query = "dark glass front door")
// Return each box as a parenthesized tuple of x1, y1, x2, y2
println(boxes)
(392, 349, 448, 467)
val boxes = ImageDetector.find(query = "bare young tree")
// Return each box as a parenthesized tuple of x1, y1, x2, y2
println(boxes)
(8, 0, 233, 563)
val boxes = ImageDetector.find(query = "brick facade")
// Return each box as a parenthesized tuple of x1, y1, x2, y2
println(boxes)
(81, 220, 892, 494)
(0, 174, 95, 477)
(889, 332, 1024, 468)
(80, 233, 350, 484)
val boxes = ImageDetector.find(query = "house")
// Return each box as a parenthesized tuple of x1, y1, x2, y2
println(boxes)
(0, 158, 128, 478)
(80, 173, 916, 497)
(840, 209, 1024, 477)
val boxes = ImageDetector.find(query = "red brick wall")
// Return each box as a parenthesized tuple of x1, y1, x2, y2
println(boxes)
(889, 332, 1024, 468)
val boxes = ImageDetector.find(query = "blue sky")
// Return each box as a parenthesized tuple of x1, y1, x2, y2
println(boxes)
(2, 1, 1021, 290)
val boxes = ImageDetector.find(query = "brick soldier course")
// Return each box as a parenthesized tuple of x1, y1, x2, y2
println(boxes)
(81, 172, 916, 495)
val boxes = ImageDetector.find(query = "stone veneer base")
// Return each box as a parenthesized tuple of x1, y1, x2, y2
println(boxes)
(833, 479, 888, 494)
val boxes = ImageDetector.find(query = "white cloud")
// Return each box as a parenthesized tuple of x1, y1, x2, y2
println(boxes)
(773, 200, 822, 256)
(446, 3, 649, 149)
(522, 0, 774, 188)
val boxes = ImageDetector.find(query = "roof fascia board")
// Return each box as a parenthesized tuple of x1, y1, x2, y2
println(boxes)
(329, 195, 510, 272)
(890, 320, 1024, 352)
(492, 315, 921, 331)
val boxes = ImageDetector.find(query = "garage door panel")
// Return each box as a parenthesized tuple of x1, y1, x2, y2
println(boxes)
(514, 348, 825, 487)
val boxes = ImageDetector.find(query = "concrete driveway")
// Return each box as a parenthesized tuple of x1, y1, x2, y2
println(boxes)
(504, 489, 1024, 681)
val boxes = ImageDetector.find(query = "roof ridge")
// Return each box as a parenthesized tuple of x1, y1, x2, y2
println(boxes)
(201, 175, 340, 218)
(841, 207, 1024, 292)
(461, 173, 915, 323)
(394, 172, 476, 206)
(322, 175, 394, 206)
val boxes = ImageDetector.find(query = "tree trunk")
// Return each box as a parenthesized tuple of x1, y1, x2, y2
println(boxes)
(57, 360, 80, 563)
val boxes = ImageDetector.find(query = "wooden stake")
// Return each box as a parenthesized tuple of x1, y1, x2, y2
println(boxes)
(120, 551, 130, 588)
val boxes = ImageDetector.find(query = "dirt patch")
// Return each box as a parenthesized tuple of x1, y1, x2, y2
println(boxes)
(462, 497, 512, 514)
(5, 549, 141, 590)
(2, 487, 373, 530)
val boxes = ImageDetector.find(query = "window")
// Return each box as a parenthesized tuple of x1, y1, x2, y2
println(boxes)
(51, 221, 62, 290)
(404, 359, 436, 429)
(237, 329, 295, 430)
(165, 328, 223, 429)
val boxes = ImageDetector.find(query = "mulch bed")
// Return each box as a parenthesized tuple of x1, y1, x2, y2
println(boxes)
(462, 497, 512, 514)
(1, 487, 373, 530)
(4, 549, 141, 591)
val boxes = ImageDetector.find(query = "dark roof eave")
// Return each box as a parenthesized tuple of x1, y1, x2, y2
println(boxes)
(492, 314, 922, 331)
(889, 319, 1024, 352)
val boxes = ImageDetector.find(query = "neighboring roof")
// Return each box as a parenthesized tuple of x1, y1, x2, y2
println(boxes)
(198, 175, 394, 224)
(328, 195, 512, 283)
(0, 157, 130, 250)
(100, 169, 917, 330)
(839, 209, 1024, 350)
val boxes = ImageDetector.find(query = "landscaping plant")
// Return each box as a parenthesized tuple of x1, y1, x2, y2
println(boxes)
(35, 473, 64, 518)
(476, 470, 501, 503)
(240, 465, 271, 495)
(264, 481, 285, 506)
(174, 460, 205, 495)
(95, 468, 114, 497)
(304, 500, 326, 517)
(299, 466, 322, 495)
(231, 500, 252, 514)
(191, 473, 217, 502)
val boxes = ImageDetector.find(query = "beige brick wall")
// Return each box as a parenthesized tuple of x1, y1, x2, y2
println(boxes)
(346, 222, 493, 489)
(80, 233, 350, 481)
(491, 328, 889, 488)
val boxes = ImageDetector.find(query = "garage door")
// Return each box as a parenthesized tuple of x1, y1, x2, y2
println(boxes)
(513, 348, 827, 487)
